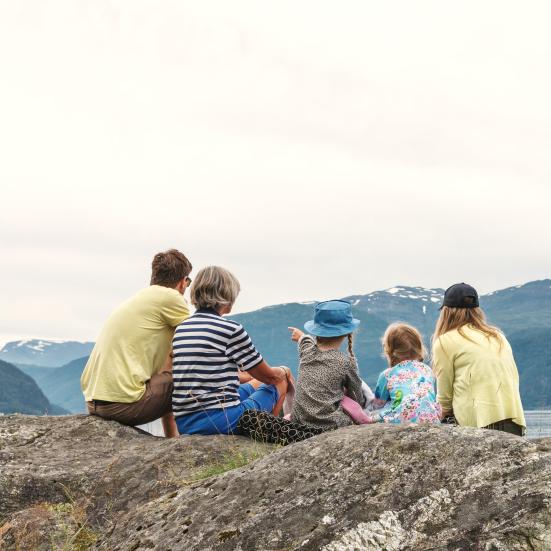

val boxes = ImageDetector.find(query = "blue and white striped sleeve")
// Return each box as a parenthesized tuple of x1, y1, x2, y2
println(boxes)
(226, 324, 263, 371)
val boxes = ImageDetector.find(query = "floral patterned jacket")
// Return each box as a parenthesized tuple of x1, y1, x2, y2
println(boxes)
(374, 360, 441, 424)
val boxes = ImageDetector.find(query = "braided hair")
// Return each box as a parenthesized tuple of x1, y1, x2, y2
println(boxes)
(347, 333, 355, 360)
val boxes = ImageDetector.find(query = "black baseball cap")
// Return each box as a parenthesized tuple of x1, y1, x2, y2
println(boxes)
(440, 283, 479, 309)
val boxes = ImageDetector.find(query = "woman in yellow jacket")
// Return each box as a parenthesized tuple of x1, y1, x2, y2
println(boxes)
(432, 283, 526, 436)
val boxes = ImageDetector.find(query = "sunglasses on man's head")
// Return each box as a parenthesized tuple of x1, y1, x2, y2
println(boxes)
(185, 276, 192, 284)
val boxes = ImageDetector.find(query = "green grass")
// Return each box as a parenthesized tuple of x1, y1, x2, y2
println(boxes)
(1, 501, 98, 551)
(193, 446, 271, 481)
(48, 501, 98, 551)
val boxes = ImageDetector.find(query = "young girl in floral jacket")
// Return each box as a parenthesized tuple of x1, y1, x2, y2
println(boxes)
(372, 323, 441, 424)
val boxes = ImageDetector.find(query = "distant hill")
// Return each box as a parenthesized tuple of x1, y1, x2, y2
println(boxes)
(482, 280, 551, 329)
(0, 359, 68, 415)
(14, 279, 551, 411)
(0, 339, 94, 367)
(19, 357, 89, 413)
(507, 328, 551, 410)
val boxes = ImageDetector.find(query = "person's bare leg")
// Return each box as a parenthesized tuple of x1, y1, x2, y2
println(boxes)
(159, 351, 178, 438)
(272, 378, 288, 416)
(161, 411, 178, 438)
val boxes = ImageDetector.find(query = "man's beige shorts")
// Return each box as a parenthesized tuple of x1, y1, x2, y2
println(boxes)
(87, 371, 173, 426)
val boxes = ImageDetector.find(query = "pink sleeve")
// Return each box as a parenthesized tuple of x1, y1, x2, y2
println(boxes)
(341, 396, 378, 424)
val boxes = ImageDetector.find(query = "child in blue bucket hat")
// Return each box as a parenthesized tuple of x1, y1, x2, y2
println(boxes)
(288, 300, 370, 429)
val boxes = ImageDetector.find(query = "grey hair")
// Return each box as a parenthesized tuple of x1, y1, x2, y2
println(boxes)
(190, 266, 241, 311)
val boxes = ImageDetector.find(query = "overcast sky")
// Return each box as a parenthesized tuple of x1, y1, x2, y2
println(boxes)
(1, 1, 550, 346)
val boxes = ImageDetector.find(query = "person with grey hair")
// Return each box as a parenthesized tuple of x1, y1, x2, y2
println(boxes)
(171, 266, 293, 435)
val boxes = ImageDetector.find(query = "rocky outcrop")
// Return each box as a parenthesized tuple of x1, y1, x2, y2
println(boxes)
(1, 415, 551, 550)
(0, 414, 272, 549)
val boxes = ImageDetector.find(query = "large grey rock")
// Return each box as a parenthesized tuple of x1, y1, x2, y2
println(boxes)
(0, 414, 272, 549)
(2, 416, 551, 550)
(99, 424, 551, 551)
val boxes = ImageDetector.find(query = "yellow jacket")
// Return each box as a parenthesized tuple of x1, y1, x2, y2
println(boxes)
(433, 325, 525, 428)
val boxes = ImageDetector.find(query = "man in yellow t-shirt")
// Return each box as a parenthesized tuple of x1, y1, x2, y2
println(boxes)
(81, 249, 192, 437)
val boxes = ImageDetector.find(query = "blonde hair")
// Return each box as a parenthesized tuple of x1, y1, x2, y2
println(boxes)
(190, 266, 240, 311)
(433, 306, 502, 344)
(382, 323, 426, 367)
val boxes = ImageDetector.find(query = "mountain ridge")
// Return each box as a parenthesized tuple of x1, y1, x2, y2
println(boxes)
(233, 279, 551, 316)
(3, 279, 549, 355)
(5, 278, 551, 411)
(0, 339, 94, 367)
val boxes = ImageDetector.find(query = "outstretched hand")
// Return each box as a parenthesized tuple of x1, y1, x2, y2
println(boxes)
(288, 327, 304, 342)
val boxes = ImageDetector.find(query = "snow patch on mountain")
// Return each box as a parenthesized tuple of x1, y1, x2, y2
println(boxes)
(3, 339, 75, 352)
(13, 339, 57, 349)
(361, 286, 444, 302)
(387, 287, 403, 295)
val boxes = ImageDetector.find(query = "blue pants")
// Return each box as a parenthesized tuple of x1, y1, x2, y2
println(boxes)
(175, 383, 279, 435)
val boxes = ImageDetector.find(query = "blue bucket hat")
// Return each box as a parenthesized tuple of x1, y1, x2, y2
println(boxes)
(304, 300, 360, 337)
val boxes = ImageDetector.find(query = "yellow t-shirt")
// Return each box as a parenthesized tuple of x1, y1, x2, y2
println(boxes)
(433, 325, 525, 429)
(81, 285, 190, 403)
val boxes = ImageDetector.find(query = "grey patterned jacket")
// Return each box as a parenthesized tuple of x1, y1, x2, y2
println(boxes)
(291, 335, 366, 429)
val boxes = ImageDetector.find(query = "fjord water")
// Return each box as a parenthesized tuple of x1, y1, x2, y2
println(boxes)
(139, 411, 551, 439)
(525, 410, 551, 438)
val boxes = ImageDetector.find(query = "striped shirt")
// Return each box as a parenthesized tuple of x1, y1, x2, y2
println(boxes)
(172, 308, 263, 417)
